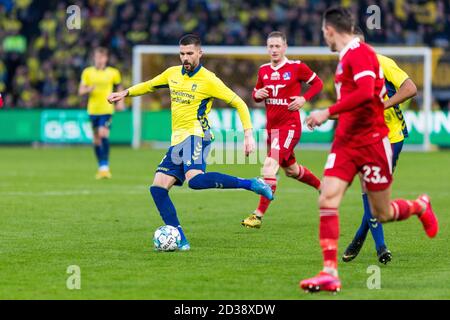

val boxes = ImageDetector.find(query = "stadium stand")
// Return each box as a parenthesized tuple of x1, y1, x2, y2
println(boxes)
(0, 0, 449, 110)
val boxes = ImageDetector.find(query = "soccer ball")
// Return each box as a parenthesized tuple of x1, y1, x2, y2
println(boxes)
(153, 225, 181, 251)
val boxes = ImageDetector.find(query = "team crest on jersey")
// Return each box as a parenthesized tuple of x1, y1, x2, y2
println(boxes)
(336, 63, 343, 75)
(263, 74, 269, 80)
(191, 84, 197, 91)
(283, 72, 291, 80)
(271, 71, 280, 80)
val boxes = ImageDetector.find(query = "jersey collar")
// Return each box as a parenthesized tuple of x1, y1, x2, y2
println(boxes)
(270, 57, 288, 71)
(182, 63, 202, 77)
(339, 37, 360, 60)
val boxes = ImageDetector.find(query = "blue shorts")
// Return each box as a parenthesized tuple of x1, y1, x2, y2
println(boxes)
(156, 135, 212, 186)
(90, 114, 112, 129)
(391, 140, 403, 172)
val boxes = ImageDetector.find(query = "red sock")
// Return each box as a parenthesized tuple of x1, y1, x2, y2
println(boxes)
(319, 208, 339, 270)
(390, 199, 424, 221)
(256, 177, 277, 216)
(297, 165, 321, 190)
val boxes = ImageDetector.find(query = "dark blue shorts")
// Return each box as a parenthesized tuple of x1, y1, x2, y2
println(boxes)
(391, 140, 403, 172)
(90, 114, 112, 129)
(156, 135, 212, 186)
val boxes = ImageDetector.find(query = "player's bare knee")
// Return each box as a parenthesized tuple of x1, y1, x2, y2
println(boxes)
(318, 192, 338, 208)
(99, 127, 110, 138)
(262, 163, 276, 177)
(152, 173, 175, 190)
(186, 170, 204, 189)
(185, 170, 201, 182)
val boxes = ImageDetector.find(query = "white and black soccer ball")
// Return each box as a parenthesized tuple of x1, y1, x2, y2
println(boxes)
(153, 225, 181, 251)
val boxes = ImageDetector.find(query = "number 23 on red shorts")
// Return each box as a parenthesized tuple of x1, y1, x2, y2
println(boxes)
(324, 137, 393, 191)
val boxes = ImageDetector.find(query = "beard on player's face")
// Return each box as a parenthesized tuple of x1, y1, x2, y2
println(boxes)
(182, 59, 199, 71)
(183, 60, 193, 71)
(180, 45, 201, 72)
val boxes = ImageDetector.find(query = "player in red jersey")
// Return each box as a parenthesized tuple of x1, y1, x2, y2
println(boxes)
(241, 31, 323, 229)
(300, 7, 438, 293)
(0, 93, 3, 108)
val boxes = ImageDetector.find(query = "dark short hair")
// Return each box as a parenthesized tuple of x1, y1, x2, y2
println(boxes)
(179, 34, 201, 46)
(353, 25, 366, 41)
(323, 6, 355, 34)
(267, 31, 287, 43)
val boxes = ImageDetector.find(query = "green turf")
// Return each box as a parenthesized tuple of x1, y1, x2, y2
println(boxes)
(0, 146, 449, 299)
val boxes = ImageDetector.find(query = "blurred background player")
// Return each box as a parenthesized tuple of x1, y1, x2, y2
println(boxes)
(301, 7, 438, 293)
(78, 47, 124, 179)
(107, 34, 274, 251)
(342, 26, 418, 264)
(241, 31, 323, 229)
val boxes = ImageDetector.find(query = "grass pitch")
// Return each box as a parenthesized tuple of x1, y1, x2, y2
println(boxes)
(0, 146, 449, 299)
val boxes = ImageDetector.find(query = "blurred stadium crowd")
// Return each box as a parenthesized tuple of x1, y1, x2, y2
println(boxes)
(0, 0, 449, 110)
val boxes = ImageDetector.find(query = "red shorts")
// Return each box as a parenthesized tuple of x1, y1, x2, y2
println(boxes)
(267, 128, 300, 168)
(324, 136, 393, 191)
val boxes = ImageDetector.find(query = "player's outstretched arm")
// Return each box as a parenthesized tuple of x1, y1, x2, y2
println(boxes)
(107, 78, 167, 104)
(210, 79, 253, 131)
(305, 109, 330, 130)
(305, 75, 375, 130)
(210, 76, 255, 155)
(107, 89, 128, 104)
(108, 68, 170, 104)
(384, 78, 417, 109)
(230, 95, 255, 156)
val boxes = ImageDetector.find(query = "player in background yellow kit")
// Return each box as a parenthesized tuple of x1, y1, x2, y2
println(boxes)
(108, 34, 273, 250)
(79, 47, 124, 179)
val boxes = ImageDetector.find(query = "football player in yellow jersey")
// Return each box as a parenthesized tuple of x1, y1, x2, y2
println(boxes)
(343, 27, 418, 264)
(79, 47, 124, 179)
(108, 34, 273, 251)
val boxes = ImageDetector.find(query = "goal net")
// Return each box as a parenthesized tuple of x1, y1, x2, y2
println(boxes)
(132, 45, 432, 151)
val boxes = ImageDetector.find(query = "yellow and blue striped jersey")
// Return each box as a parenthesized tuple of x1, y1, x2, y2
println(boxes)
(81, 66, 121, 115)
(128, 64, 253, 146)
(377, 54, 410, 143)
